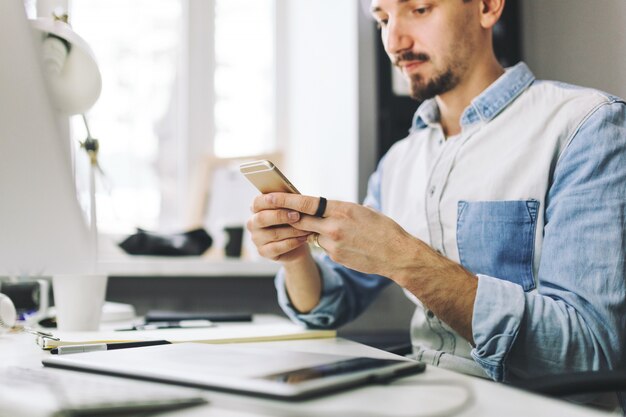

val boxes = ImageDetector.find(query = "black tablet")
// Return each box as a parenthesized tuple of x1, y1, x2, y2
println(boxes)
(44, 343, 425, 400)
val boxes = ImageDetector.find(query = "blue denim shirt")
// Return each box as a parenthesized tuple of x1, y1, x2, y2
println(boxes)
(275, 63, 626, 398)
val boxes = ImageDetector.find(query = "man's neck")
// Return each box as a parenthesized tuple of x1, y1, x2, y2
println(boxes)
(435, 59, 505, 137)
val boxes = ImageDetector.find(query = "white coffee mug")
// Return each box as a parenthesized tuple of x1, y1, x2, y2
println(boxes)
(53, 275, 108, 331)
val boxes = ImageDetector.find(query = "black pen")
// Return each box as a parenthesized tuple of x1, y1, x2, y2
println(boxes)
(116, 319, 214, 332)
(50, 340, 172, 355)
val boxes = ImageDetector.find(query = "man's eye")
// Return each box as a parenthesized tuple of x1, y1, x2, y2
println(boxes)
(376, 19, 388, 29)
(414, 6, 430, 15)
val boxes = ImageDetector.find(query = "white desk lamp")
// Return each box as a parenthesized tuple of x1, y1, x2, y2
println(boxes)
(30, 13, 102, 116)
(28, 12, 108, 332)
(30, 13, 103, 248)
(0, 3, 107, 331)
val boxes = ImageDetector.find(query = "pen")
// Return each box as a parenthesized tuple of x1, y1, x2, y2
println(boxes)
(145, 311, 252, 323)
(116, 319, 214, 331)
(50, 340, 172, 355)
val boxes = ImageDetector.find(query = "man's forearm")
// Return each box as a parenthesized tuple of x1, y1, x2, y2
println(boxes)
(283, 247, 322, 313)
(390, 240, 478, 343)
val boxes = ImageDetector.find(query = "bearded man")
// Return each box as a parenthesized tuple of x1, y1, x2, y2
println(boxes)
(246, 0, 626, 409)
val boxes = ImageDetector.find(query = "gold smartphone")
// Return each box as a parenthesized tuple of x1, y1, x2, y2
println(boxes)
(239, 160, 300, 194)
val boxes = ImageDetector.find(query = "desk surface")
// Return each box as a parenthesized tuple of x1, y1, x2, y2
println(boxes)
(99, 257, 280, 277)
(96, 234, 281, 277)
(0, 326, 613, 417)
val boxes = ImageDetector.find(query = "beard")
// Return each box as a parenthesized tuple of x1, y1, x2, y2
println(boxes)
(408, 68, 459, 102)
(394, 51, 462, 102)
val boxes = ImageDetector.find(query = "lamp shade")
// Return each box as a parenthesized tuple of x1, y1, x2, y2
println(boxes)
(30, 17, 102, 115)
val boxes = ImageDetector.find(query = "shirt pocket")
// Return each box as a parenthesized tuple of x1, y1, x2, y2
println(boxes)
(456, 200, 539, 291)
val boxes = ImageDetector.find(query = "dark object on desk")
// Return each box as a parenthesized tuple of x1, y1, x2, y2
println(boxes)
(38, 316, 57, 328)
(340, 330, 413, 356)
(117, 320, 214, 331)
(0, 281, 41, 316)
(119, 228, 212, 256)
(145, 310, 252, 323)
(224, 225, 244, 257)
(517, 370, 626, 396)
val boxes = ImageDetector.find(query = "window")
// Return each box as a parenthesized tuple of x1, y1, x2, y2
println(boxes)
(214, 0, 276, 157)
(69, 0, 276, 234)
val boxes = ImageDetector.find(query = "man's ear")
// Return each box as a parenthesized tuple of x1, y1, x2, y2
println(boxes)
(478, 0, 505, 29)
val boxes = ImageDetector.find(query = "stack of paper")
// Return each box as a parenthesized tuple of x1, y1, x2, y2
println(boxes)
(38, 322, 336, 350)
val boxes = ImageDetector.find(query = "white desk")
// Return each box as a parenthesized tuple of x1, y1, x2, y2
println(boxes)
(99, 257, 280, 277)
(95, 233, 281, 277)
(0, 329, 614, 417)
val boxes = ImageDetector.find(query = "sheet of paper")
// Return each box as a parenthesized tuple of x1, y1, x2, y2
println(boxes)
(39, 322, 336, 349)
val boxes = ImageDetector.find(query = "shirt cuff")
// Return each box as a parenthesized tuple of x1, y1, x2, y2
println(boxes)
(471, 274, 526, 382)
(275, 256, 345, 329)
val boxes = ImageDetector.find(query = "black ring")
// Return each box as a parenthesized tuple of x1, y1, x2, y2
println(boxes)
(314, 197, 327, 218)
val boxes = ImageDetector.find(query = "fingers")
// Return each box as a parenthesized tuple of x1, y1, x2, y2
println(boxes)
(248, 208, 301, 229)
(247, 192, 341, 262)
(258, 235, 309, 261)
(246, 207, 312, 262)
(252, 193, 334, 217)
(250, 224, 311, 247)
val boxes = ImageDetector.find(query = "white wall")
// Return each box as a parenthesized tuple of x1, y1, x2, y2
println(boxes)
(281, 0, 359, 202)
(521, 0, 626, 99)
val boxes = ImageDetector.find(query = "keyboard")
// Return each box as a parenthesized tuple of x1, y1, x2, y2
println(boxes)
(0, 366, 207, 417)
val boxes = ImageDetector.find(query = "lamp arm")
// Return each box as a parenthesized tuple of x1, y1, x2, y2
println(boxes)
(79, 114, 99, 264)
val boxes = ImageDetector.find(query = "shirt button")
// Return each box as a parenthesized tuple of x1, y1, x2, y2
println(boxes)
(429, 186, 436, 196)
(426, 310, 435, 318)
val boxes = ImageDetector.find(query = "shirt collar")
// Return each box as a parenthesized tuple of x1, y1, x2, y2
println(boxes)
(411, 62, 535, 131)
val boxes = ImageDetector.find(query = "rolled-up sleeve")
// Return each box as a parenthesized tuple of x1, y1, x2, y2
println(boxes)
(276, 257, 391, 328)
(275, 161, 392, 329)
(471, 100, 626, 382)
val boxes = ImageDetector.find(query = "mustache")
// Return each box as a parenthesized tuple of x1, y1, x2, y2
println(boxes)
(393, 51, 430, 67)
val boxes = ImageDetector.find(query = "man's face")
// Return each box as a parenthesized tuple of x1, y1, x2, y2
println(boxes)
(370, 0, 478, 101)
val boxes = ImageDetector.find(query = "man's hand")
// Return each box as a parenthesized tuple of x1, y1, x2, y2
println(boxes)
(246, 195, 311, 264)
(246, 193, 323, 313)
(254, 192, 478, 342)
(253, 193, 418, 279)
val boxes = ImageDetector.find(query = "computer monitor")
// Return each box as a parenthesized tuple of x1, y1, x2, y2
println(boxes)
(0, 1, 91, 277)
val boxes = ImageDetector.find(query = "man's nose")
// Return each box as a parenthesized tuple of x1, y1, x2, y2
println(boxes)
(384, 18, 413, 57)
